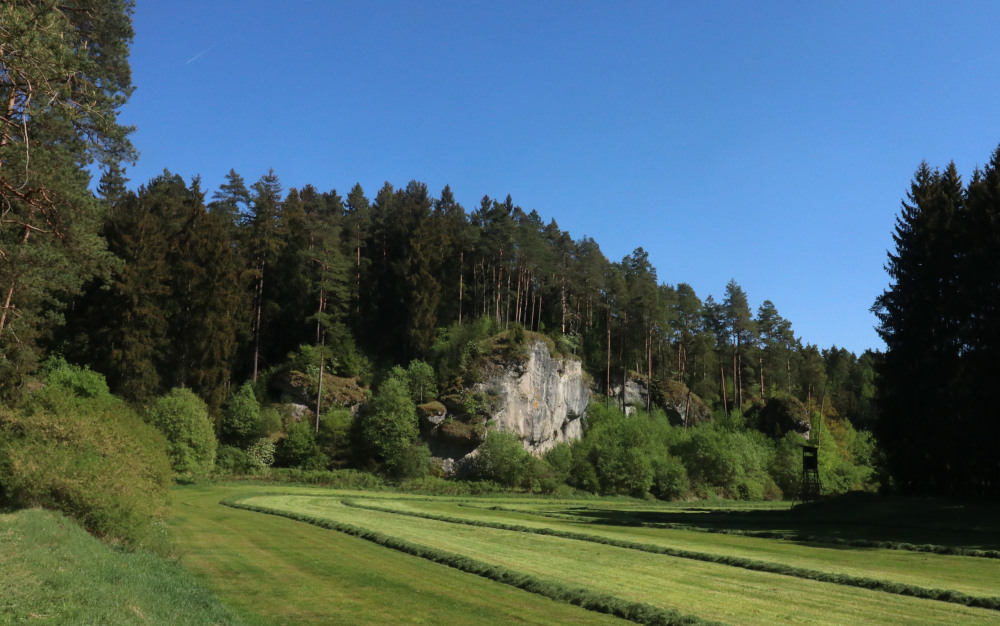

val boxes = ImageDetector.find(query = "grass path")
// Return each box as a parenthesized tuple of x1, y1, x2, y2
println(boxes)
(167, 485, 626, 625)
(244, 493, 1000, 625)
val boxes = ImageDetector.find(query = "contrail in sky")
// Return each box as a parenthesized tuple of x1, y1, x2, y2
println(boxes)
(186, 44, 218, 64)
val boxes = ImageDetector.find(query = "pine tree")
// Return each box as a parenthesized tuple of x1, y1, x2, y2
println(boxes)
(723, 280, 755, 410)
(756, 300, 795, 395)
(208, 169, 251, 256)
(1, 0, 135, 397)
(268, 187, 313, 357)
(434, 185, 473, 325)
(404, 182, 442, 356)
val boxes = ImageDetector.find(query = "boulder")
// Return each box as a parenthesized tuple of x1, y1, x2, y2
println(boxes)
(610, 377, 649, 409)
(284, 403, 312, 423)
(657, 380, 711, 427)
(417, 400, 447, 427)
(745, 396, 811, 439)
(270, 370, 366, 410)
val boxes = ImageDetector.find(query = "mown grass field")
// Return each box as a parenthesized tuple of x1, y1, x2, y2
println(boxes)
(168, 485, 622, 625)
(167, 484, 1000, 625)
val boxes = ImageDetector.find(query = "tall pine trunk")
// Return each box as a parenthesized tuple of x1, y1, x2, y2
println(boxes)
(252, 258, 265, 382)
(720, 364, 728, 417)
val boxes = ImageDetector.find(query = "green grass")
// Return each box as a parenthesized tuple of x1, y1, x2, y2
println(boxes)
(524, 495, 1000, 553)
(24, 482, 995, 624)
(168, 484, 627, 625)
(239, 492, 1000, 625)
(355, 497, 1000, 598)
(0, 508, 244, 625)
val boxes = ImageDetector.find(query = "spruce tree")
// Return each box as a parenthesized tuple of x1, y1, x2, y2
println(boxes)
(343, 183, 371, 319)
(873, 162, 965, 495)
(163, 176, 243, 413)
(244, 169, 285, 380)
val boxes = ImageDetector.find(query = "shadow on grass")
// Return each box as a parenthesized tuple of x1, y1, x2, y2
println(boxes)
(560, 493, 1000, 552)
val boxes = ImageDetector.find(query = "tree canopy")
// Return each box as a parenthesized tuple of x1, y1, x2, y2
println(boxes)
(873, 148, 1000, 497)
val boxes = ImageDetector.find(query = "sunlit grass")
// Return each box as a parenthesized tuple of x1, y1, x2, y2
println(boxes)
(0, 508, 244, 625)
(359, 497, 1000, 597)
(168, 485, 626, 625)
(246, 493, 1000, 625)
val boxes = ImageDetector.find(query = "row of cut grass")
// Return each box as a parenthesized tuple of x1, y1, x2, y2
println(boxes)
(364, 497, 1000, 598)
(241, 493, 1000, 625)
(221, 493, 713, 626)
(168, 485, 628, 625)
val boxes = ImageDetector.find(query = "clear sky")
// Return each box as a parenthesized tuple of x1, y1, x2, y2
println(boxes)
(119, 0, 1000, 356)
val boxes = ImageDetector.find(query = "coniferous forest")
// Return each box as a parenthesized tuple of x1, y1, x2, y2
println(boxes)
(2, 2, 999, 556)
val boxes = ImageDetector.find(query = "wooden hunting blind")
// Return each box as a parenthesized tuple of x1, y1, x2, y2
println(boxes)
(801, 445, 820, 501)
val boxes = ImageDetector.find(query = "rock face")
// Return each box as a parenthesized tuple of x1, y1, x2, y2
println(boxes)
(478, 340, 590, 454)
(610, 377, 711, 426)
(610, 379, 648, 415)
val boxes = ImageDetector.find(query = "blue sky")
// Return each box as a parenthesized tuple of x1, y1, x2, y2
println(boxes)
(119, 1, 1000, 356)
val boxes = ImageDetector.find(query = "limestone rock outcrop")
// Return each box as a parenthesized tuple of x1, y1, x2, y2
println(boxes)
(478, 340, 590, 454)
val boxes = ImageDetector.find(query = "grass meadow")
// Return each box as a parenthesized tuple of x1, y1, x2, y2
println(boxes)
(166, 485, 1000, 625)
(0, 508, 243, 625)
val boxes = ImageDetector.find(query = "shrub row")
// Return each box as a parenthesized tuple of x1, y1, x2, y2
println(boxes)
(221, 494, 715, 626)
(342, 499, 1000, 611)
(220, 468, 387, 489)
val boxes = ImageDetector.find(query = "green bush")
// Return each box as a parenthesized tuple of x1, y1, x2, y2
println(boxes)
(397, 475, 472, 495)
(0, 367, 173, 550)
(543, 442, 573, 484)
(672, 424, 774, 499)
(39, 356, 109, 398)
(770, 431, 804, 496)
(358, 369, 418, 473)
(275, 420, 328, 469)
(246, 437, 276, 470)
(257, 404, 283, 438)
(260, 467, 384, 489)
(221, 381, 260, 446)
(469, 430, 530, 487)
(214, 445, 249, 474)
(316, 407, 354, 467)
(145, 388, 218, 476)
(651, 455, 689, 500)
(813, 417, 878, 495)
(430, 317, 499, 388)
(393, 442, 431, 480)
(572, 404, 682, 498)
(406, 359, 438, 403)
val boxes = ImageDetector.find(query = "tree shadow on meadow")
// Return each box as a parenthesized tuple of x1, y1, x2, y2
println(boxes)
(560, 493, 1000, 552)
